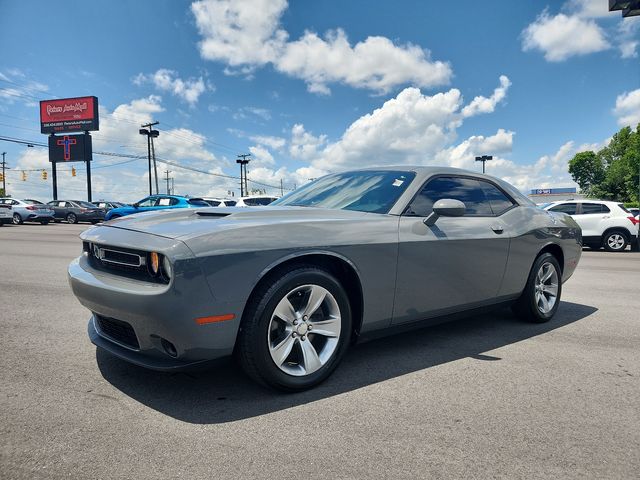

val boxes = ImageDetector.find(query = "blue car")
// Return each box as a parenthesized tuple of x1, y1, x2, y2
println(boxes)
(105, 195, 210, 221)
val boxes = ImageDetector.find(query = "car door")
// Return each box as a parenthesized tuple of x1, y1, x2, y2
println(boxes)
(134, 196, 158, 213)
(154, 196, 180, 211)
(48, 200, 63, 219)
(575, 202, 609, 237)
(393, 175, 512, 325)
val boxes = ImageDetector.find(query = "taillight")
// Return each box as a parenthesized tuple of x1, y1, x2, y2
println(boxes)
(628, 216, 639, 226)
(80, 208, 89, 213)
(26, 205, 37, 211)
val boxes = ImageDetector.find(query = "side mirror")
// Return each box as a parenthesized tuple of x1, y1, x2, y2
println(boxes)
(423, 199, 466, 226)
(132, 203, 139, 208)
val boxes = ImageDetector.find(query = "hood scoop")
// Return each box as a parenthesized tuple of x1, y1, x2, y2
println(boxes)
(196, 211, 231, 218)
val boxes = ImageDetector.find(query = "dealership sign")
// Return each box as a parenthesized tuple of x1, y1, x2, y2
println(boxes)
(40, 96, 99, 134)
(48, 134, 93, 163)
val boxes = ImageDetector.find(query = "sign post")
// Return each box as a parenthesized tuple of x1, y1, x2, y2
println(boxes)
(40, 97, 99, 201)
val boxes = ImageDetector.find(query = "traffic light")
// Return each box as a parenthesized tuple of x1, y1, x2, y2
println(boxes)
(0, 173, 3, 182)
(71, 167, 76, 177)
(41, 169, 47, 180)
(21, 171, 26, 181)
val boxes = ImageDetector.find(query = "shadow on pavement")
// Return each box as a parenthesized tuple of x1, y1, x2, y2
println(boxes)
(97, 301, 597, 424)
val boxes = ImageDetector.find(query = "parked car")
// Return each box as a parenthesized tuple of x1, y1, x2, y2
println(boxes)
(201, 197, 237, 207)
(104, 195, 210, 221)
(92, 201, 126, 211)
(47, 200, 105, 224)
(69, 166, 582, 391)
(235, 195, 279, 207)
(0, 198, 55, 224)
(0, 202, 11, 226)
(543, 200, 639, 252)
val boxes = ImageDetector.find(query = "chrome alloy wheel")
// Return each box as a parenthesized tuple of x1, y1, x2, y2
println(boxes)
(534, 262, 559, 314)
(267, 284, 341, 376)
(606, 233, 625, 251)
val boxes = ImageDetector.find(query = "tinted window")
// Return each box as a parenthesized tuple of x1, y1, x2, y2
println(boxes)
(225, 200, 237, 206)
(273, 170, 415, 214)
(77, 201, 96, 208)
(137, 197, 156, 207)
(408, 176, 493, 216)
(581, 203, 609, 214)
(549, 203, 577, 214)
(188, 199, 210, 206)
(244, 197, 275, 206)
(479, 181, 515, 215)
(205, 200, 221, 206)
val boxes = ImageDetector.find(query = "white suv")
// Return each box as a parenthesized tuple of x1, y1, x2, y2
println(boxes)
(543, 200, 639, 252)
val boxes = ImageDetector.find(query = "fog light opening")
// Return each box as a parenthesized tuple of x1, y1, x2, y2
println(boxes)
(161, 338, 178, 358)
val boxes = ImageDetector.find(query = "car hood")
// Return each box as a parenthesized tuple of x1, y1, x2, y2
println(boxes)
(103, 206, 378, 241)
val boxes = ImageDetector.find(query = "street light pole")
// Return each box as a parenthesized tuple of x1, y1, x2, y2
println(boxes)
(139, 122, 159, 196)
(475, 155, 493, 174)
(1, 152, 6, 196)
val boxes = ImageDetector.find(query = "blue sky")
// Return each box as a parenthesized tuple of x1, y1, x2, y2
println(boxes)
(0, 0, 638, 202)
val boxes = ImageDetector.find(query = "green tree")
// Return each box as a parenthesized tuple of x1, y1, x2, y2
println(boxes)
(568, 124, 640, 204)
(568, 151, 605, 195)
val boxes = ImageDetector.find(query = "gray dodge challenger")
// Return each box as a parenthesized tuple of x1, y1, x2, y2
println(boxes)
(68, 167, 582, 391)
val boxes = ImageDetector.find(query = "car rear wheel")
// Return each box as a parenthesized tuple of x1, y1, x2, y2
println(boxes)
(40, 220, 50, 225)
(12, 213, 23, 225)
(602, 231, 628, 252)
(512, 252, 562, 323)
(66, 213, 78, 224)
(237, 265, 352, 391)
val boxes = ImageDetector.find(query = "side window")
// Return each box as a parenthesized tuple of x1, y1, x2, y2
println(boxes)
(478, 180, 515, 215)
(156, 197, 172, 206)
(225, 200, 237, 206)
(244, 198, 259, 206)
(549, 203, 577, 214)
(407, 176, 493, 217)
(137, 197, 156, 207)
(59, 202, 67, 207)
(581, 203, 605, 214)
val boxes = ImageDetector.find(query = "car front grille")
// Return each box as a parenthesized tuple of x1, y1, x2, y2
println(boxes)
(85, 242, 168, 284)
(96, 315, 140, 350)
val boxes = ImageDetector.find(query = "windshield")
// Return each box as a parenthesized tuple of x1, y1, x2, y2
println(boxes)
(272, 170, 416, 214)
(77, 201, 97, 208)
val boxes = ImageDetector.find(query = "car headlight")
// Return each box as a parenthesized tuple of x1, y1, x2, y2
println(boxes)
(162, 256, 172, 280)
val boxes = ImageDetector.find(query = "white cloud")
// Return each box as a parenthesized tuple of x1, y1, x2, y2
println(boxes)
(0, 69, 49, 107)
(613, 89, 640, 127)
(133, 69, 211, 105)
(248, 145, 275, 166)
(250, 135, 286, 150)
(564, 0, 610, 18)
(289, 124, 327, 161)
(233, 106, 271, 121)
(461, 75, 511, 117)
(618, 19, 639, 59)
(190, 0, 452, 94)
(191, 0, 288, 66)
(521, 10, 609, 61)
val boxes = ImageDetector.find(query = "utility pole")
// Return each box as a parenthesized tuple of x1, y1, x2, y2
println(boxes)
(280, 178, 284, 197)
(165, 170, 172, 194)
(475, 155, 493, 174)
(236, 154, 251, 197)
(150, 131, 159, 194)
(139, 122, 159, 196)
(1, 152, 7, 196)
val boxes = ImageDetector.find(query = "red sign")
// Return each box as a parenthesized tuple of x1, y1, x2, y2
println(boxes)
(40, 96, 99, 134)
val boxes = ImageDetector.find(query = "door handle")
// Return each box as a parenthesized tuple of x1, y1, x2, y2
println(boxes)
(491, 225, 504, 234)
(602, 216, 610, 219)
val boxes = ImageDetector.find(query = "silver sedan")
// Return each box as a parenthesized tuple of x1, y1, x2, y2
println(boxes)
(0, 198, 55, 225)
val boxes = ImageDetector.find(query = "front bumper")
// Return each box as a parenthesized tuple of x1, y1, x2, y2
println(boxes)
(68, 230, 245, 369)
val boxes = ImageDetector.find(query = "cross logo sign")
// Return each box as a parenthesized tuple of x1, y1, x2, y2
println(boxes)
(56, 135, 77, 161)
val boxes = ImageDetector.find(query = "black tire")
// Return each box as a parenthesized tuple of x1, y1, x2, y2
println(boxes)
(54, 219, 61, 223)
(512, 252, 562, 323)
(39, 220, 50, 225)
(237, 265, 352, 391)
(66, 213, 78, 224)
(12, 213, 23, 225)
(602, 230, 628, 252)
(90, 220, 100, 224)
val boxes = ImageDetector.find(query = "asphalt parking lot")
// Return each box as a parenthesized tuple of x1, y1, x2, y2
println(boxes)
(1, 223, 639, 479)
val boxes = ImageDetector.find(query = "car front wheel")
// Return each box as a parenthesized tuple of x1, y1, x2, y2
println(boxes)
(66, 213, 78, 224)
(512, 252, 562, 323)
(238, 266, 352, 391)
(603, 231, 628, 252)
